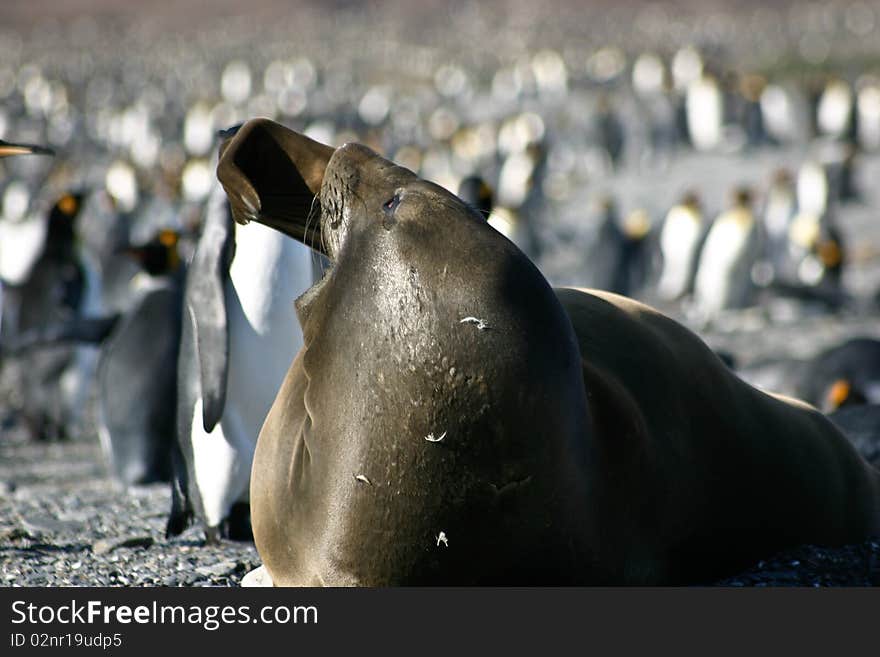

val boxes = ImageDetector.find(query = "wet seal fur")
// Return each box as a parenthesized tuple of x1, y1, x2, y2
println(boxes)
(218, 119, 880, 585)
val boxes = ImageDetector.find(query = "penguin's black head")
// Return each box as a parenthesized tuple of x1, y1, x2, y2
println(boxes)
(46, 190, 87, 245)
(124, 229, 181, 276)
(732, 187, 753, 208)
(457, 175, 494, 220)
(681, 190, 701, 211)
(771, 168, 792, 186)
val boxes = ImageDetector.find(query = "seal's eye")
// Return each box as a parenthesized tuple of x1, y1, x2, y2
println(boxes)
(383, 193, 401, 213)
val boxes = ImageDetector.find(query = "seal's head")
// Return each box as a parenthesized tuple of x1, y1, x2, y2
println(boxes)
(217, 119, 595, 585)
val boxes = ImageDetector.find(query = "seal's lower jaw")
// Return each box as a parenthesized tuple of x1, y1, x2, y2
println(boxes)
(216, 117, 335, 254)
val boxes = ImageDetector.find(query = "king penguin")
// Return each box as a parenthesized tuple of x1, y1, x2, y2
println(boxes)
(168, 174, 315, 542)
(692, 187, 759, 320)
(0, 139, 54, 336)
(457, 175, 494, 219)
(1, 189, 103, 440)
(685, 71, 724, 151)
(761, 168, 797, 281)
(96, 228, 185, 486)
(794, 337, 880, 413)
(657, 191, 705, 301)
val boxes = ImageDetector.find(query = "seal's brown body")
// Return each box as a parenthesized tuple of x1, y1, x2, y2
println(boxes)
(558, 288, 880, 582)
(218, 119, 880, 585)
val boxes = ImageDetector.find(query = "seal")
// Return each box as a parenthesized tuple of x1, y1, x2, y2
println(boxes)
(218, 118, 880, 585)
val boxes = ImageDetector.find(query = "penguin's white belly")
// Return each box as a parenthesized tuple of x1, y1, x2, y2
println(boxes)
(0, 217, 46, 285)
(686, 82, 722, 151)
(658, 214, 701, 300)
(191, 222, 313, 527)
(858, 85, 880, 150)
(226, 224, 311, 436)
(764, 195, 794, 242)
(694, 220, 755, 314)
(818, 85, 852, 138)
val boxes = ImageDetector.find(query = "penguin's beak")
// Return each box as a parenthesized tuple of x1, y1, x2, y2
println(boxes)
(0, 140, 55, 158)
(216, 118, 334, 254)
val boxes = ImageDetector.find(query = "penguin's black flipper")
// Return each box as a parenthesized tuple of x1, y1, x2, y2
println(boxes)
(187, 186, 235, 433)
(3, 315, 120, 354)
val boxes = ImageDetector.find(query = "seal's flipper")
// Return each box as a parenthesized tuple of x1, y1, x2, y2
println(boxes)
(188, 187, 235, 432)
(217, 118, 334, 253)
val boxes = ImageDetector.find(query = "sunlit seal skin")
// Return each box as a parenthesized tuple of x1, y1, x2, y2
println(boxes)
(218, 119, 880, 586)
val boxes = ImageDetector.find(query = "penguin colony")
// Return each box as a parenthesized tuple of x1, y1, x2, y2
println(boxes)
(2, 3, 880, 583)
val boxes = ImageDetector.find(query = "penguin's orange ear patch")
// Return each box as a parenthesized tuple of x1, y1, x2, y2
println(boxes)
(57, 194, 79, 216)
(159, 229, 179, 247)
(818, 240, 842, 267)
(827, 379, 851, 410)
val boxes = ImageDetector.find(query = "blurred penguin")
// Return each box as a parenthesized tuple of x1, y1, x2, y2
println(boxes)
(816, 77, 856, 143)
(794, 337, 880, 414)
(590, 197, 653, 297)
(594, 94, 625, 169)
(738, 74, 770, 147)
(825, 143, 859, 204)
(457, 175, 494, 219)
(856, 77, 880, 151)
(657, 191, 705, 301)
(780, 209, 847, 309)
(760, 83, 811, 145)
(685, 71, 724, 151)
(0, 139, 54, 335)
(787, 158, 847, 298)
(693, 187, 758, 318)
(96, 228, 185, 486)
(2, 190, 103, 440)
(760, 169, 797, 280)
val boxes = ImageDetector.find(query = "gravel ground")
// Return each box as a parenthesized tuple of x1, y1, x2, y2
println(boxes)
(1, 415, 878, 587)
(0, 429, 260, 587)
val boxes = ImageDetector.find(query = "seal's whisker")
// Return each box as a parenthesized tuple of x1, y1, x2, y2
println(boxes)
(304, 193, 321, 251)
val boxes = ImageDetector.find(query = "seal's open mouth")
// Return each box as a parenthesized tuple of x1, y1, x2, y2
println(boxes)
(217, 118, 335, 254)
